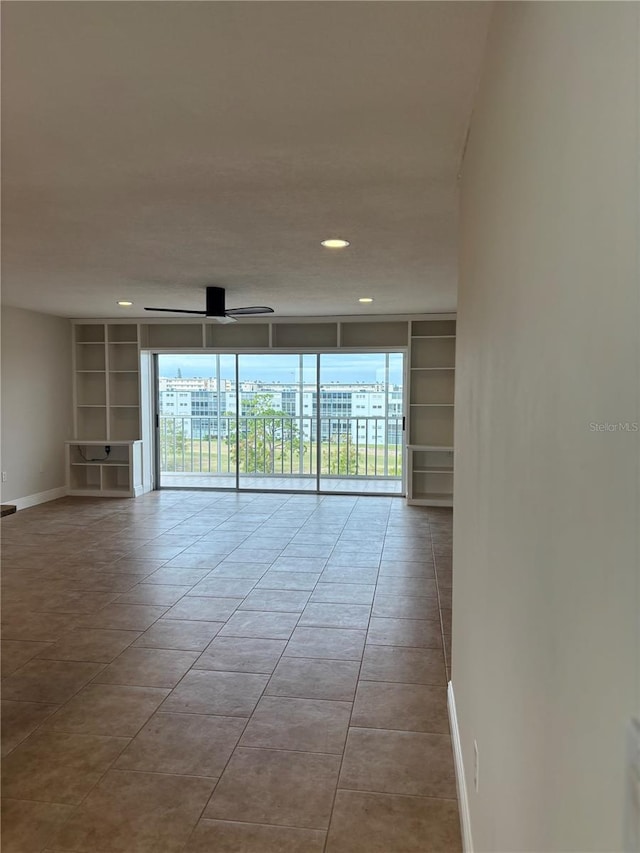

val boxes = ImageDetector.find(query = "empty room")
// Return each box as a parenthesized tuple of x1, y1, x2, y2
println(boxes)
(1, 3, 638, 852)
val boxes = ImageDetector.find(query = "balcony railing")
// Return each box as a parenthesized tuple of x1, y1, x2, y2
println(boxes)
(159, 414, 403, 480)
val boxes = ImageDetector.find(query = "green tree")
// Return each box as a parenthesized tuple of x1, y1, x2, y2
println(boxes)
(227, 393, 300, 474)
(161, 417, 186, 471)
(322, 427, 358, 475)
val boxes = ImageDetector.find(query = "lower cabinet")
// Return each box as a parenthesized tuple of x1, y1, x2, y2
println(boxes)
(66, 440, 143, 498)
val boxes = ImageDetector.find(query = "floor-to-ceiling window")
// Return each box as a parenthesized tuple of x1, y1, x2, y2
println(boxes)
(157, 352, 404, 494)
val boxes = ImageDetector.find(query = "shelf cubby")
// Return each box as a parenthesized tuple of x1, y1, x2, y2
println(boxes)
(76, 373, 107, 406)
(410, 337, 455, 369)
(109, 372, 140, 406)
(108, 407, 140, 441)
(411, 319, 456, 337)
(75, 324, 105, 343)
(409, 369, 455, 406)
(272, 323, 338, 348)
(205, 323, 270, 348)
(108, 324, 139, 343)
(340, 322, 408, 348)
(108, 343, 139, 372)
(143, 324, 204, 349)
(76, 344, 106, 371)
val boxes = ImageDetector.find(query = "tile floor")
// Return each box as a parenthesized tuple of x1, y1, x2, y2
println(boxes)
(1, 490, 456, 852)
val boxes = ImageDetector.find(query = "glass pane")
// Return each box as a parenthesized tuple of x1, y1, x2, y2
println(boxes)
(236, 354, 318, 491)
(157, 353, 236, 488)
(318, 353, 404, 494)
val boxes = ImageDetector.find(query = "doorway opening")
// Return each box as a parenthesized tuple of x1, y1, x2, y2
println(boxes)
(155, 352, 405, 495)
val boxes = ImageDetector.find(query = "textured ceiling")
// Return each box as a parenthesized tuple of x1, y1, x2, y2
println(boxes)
(1, 1, 491, 319)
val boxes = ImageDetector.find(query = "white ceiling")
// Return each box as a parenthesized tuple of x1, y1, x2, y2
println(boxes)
(1, 1, 491, 319)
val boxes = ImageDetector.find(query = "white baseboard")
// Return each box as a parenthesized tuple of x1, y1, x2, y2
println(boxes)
(448, 680, 474, 853)
(8, 485, 67, 512)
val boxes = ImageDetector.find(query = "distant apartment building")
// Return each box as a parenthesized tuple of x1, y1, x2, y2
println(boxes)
(158, 379, 403, 445)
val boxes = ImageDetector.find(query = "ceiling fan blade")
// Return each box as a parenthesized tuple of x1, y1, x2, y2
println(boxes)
(226, 306, 275, 316)
(144, 307, 207, 314)
(211, 315, 237, 324)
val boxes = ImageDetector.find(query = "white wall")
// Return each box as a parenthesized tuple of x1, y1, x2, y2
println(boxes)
(453, 4, 639, 852)
(1, 306, 73, 505)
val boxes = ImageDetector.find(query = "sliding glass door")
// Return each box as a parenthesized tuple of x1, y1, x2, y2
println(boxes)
(318, 353, 404, 493)
(156, 351, 404, 494)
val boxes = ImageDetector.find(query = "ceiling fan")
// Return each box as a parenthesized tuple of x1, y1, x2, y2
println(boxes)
(144, 286, 274, 324)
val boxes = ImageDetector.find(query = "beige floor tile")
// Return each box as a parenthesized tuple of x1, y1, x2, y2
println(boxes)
(319, 566, 379, 585)
(162, 553, 224, 569)
(94, 647, 199, 688)
(360, 645, 446, 685)
(285, 627, 366, 660)
(367, 617, 443, 649)
(310, 582, 375, 605)
(185, 819, 326, 852)
(375, 577, 438, 597)
(1, 659, 103, 704)
(1, 699, 59, 756)
(54, 769, 215, 853)
(1, 798, 74, 853)
(36, 628, 140, 663)
(372, 594, 440, 620)
(240, 695, 351, 753)
(339, 727, 456, 798)
(204, 747, 341, 829)
(188, 577, 257, 598)
(269, 556, 328, 573)
(75, 603, 167, 631)
(1, 730, 129, 804)
(379, 560, 435, 578)
(115, 712, 244, 776)
(134, 619, 224, 650)
(209, 562, 270, 579)
(1, 610, 79, 642)
(219, 610, 299, 640)
(194, 636, 286, 674)
(256, 570, 321, 590)
(266, 657, 360, 701)
(326, 790, 461, 852)
(115, 584, 188, 606)
(44, 684, 170, 737)
(299, 602, 371, 629)
(239, 588, 311, 612)
(144, 567, 210, 586)
(352, 682, 449, 733)
(162, 670, 268, 716)
(1, 639, 52, 676)
(163, 595, 242, 622)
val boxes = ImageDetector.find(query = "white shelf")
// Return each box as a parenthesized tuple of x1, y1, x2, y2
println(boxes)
(411, 335, 456, 339)
(414, 467, 454, 474)
(410, 403, 454, 407)
(410, 367, 455, 371)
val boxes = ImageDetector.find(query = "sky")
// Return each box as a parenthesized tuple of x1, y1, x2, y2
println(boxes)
(158, 353, 404, 386)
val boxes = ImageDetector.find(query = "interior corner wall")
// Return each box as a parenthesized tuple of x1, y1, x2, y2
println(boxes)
(452, 4, 640, 852)
(1, 306, 73, 505)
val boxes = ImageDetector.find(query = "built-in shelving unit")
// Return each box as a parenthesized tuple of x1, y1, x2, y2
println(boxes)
(73, 323, 141, 442)
(71, 321, 143, 497)
(407, 318, 456, 506)
(66, 441, 144, 497)
(70, 315, 455, 502)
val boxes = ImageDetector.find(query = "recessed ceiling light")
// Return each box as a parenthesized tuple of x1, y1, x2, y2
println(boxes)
(359, 297, 373, 304)
(117, 301, 133, 306)
(321, 238, 350, 249)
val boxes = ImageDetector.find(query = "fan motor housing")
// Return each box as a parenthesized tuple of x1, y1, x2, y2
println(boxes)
(206, 287, 226, 317)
